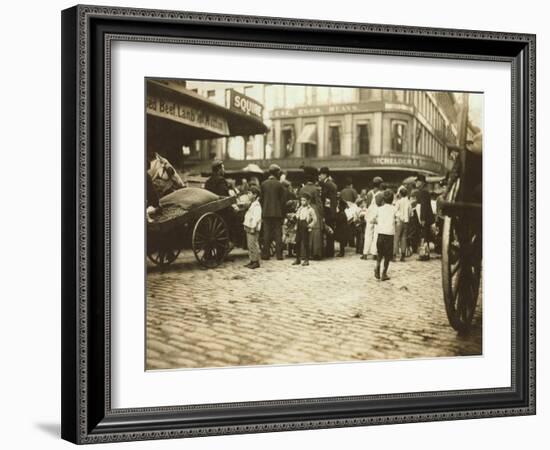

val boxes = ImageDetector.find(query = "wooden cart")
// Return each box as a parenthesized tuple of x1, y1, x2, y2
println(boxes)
(147, 192, 239, 269)
(439, 94, 483, 333)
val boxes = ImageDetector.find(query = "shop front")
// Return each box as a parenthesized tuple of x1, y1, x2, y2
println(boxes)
(226, 101, 449, 189)
(146, 79, 268, 170)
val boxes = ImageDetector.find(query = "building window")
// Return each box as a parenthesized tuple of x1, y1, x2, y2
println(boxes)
(281, 126, 295, 157)
(207, 90, 216, 98)
(357, 123, 370, 155)
(329, 124, 341, 155)
(415, 124, 423, 153)
(392, 121, 407, 153)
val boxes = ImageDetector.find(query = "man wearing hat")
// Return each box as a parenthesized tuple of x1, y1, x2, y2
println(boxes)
(319, 166, 337, 257)
(204, 160, 230, 197)
(415, 173, 435, 260)
(260, 164, 285, 260)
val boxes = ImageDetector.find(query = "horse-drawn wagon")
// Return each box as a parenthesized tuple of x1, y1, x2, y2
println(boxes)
(439, 94, 483, 333)
(147, 188, 244, 269)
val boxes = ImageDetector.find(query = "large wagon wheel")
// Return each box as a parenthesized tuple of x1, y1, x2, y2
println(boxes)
(192, 212, 230, 269)
(441, 179, 482, 333)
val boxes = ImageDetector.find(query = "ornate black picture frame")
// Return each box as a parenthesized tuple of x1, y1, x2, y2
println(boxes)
(61, 4, 536, 444)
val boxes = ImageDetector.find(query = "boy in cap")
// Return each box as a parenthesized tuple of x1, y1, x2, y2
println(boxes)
(292, 192, 317, 266)
(243, 186, 262, 269)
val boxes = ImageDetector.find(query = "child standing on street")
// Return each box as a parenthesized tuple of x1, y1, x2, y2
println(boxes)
(283, 200, 298, 258)
(292, 192, 317, 266)
(243, 186, 262, 269)
(373, 189, 396, 281)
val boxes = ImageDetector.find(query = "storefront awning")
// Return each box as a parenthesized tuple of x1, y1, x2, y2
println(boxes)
(296, 124, 317, 145)
(146, 80, 269, 141)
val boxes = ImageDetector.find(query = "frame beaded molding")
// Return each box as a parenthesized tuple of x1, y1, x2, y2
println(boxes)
(73, 4, 536, 443)
(102, 33, 517, 412)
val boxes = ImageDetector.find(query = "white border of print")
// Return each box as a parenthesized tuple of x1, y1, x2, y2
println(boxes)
(111, 41, 511, 409)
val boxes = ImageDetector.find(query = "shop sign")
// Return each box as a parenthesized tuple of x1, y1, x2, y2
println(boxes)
(271, 101, 415, 119)
(365, 154, 441, 172)
(271, 103, 374, 118)
(228, 89, 264, 119)
(146, 96, 230, 136)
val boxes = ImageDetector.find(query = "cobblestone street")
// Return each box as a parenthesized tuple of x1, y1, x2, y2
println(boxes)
(146, 248, 482, 370)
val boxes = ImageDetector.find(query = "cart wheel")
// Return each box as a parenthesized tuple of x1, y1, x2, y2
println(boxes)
(441, 179, 482, 333)
(192, 212, 230, 269)
(147, 248, 180, 266)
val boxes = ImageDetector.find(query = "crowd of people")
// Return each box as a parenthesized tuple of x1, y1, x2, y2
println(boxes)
(204, 160, 446, 280)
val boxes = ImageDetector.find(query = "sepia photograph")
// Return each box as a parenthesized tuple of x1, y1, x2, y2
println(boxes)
(145, 78, 483, 371)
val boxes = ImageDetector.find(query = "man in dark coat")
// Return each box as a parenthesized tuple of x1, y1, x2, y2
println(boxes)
(204, 160, 241, 252)
(204, 160, 229, 196)
(261, 164, 285, 260)
(340, 177, 358, 203)
(415, 173, 435, 260)
(319, 166, 338, 258)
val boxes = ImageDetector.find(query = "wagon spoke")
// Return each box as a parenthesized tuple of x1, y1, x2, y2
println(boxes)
(451, 262, 461, 277)
(211, 218, 224, 232)
(452, 272, 461, 306)
(194, 231, 208, 241)
(207, 217, 216, 234)
(194, 237, 207, 248)
(216, 228, 226, 239)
